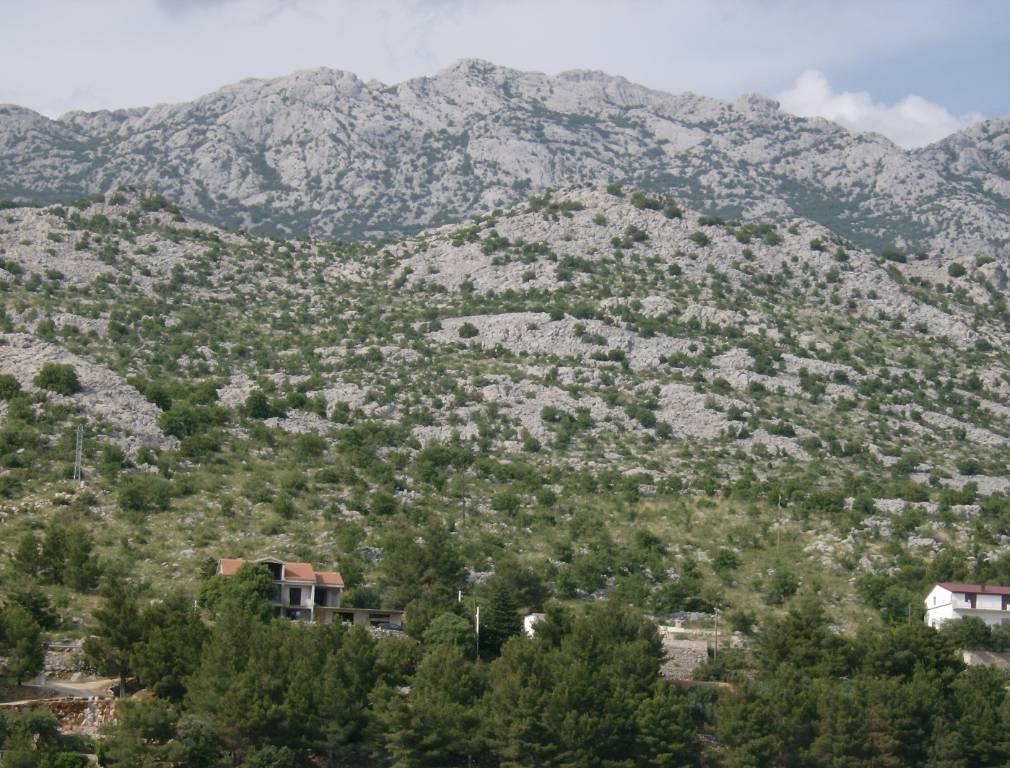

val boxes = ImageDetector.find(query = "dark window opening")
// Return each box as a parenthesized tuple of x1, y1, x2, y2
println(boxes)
(289, 587, 302, 606)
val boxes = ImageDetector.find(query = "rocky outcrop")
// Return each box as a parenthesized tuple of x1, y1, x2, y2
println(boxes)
(0, 333, 171, 451)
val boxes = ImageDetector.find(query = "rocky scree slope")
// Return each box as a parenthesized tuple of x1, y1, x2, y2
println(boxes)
(1, 60, 1009, 259)
(2, 186, 1010, 497)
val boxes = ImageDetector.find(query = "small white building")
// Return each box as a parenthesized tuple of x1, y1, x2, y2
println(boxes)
(924, 582, 1010, 629)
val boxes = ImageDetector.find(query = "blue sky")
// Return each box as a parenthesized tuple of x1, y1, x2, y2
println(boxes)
(825, 20, 1010, 119)
(2, 0, 1007, 148)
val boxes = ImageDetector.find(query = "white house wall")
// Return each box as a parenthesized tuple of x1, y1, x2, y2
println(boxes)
(924, 585, 1010, 628)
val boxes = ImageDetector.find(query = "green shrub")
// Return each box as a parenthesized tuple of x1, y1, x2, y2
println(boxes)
(242, 390, 285, 419)
(118, 474, 173, 515)
(881, 246, 907, 263)
(765, 568, 799, 605)
(712, 549, 741, 575)
(663, 199, 683, 219)
(330, 401, 351, 423)
(294, 432, 326, 459)
(630, 191, 662, 211)
(491, 490, 521, 515)
(689, 231, 710, 247)
(762, 229, 783, 246)
(34, 363, 81, 395)
(370, 490, 399, 516)
(956, 457, 981, 476)
(622, 224, 648, 244)
(140, 194, 181, 215)
(458, 322, 479, 339)
(271, 494, 297, 519)
(158, 401, 228, 438)
(0, 373, 21, 400)
(947, 262, 966, 278)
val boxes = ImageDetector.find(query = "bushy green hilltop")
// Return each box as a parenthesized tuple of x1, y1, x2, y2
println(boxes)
(3, 185, 1010, 627)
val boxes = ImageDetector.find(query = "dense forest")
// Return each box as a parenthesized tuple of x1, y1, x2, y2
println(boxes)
(5, 558, 1010, 766)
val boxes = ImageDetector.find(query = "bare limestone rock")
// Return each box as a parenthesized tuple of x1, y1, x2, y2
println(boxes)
(1, 61, 1008, 260)
(0, 333, 172, 451)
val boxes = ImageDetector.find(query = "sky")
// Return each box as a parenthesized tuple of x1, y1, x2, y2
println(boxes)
(1, 0, 1007, 148)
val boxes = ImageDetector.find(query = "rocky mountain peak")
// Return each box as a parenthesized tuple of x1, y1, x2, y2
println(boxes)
(0, 61, 1006, 260)
(734, 92, 780, 115)
(438, 57, 510, 77)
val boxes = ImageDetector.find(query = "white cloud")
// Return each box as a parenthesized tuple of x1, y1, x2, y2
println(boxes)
(778, 70, 982, 149)
(0, 1, 1000, 125)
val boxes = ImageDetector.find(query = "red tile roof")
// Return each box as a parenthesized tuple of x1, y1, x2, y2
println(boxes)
(315, 571, 344, 588)
(216, 558, 342, 588)
(936, 582, 1010, 596)
(218, 558, 248, 576)
(282, 562, 315, 582)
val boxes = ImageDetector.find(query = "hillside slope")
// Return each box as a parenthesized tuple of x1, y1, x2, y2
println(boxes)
(2, 188, 1010, 622)
(1, 61, 1009, 259)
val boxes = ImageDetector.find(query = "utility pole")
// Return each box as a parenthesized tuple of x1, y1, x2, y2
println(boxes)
(714, 611, 719, 658)
(72, 424, 83, 484)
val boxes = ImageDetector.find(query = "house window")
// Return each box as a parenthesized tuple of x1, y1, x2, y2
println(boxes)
(964, 593, 976, 609)
(933, 596, 936, 606)
(1003, 596, 1010, 611)
(289, 587, 302, 606)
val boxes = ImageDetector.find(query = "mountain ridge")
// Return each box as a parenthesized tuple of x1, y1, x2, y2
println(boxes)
(1, 60, 1008, 259)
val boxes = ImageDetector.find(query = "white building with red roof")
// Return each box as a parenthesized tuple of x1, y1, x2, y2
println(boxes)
(924, 582, 1010, 628)
(216, 557, 402, 628)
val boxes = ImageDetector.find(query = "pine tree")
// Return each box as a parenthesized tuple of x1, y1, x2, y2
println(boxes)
(809, 682, 872, 767)
(97, 697, 179, 766)
(951, 666, 1010, 766)
(83, 577, 143, 695)
(11, 531, 42, 578)
(131, 592, 209, 700)
(1, 603, 45, 685)
(634, 681, 697, 767)
(422, 612, 474, 658)
(479, 576, 520, 658)
(714, 682, 781, 768)
(314, 625, 379, 760)
(925, 717, 968, 768)
(484, 602, 669, 767)
(186, 612, 306, 758)
(380, 645, 484, 767)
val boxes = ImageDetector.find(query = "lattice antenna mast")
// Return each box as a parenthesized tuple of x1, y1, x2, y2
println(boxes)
(73, 424, 84, 483)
